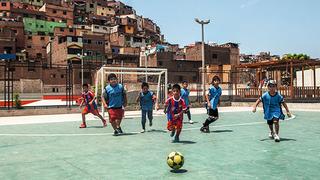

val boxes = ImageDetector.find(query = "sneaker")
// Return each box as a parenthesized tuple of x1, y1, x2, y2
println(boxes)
(140, 129, 145, 133)
(170, 129, 176, 137)
(79, 123, 87, 128)
(113, 130, 119, 136)
(200, 126, 210, 133)
(269, 132, 274, 139)
(172, 136, 180, 143)
(102, 120, 107, 127)
(189, 120, 194, 124)
(117, 127, 123, 134)
(149, 121, 152, 127)
(274, 134, 280, 142)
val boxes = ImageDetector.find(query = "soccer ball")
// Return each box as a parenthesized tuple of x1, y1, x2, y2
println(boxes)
(167, 151, 184, 170)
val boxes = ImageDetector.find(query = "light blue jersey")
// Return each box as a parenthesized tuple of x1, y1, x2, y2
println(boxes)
(140, 91, 154, 111)
(208, 85, 222, 110)
(260, 92, 285, 120)
(104, 84, 125, 108)
(180, 88, 190, 106)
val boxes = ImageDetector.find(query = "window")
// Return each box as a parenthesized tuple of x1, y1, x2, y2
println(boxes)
(60, 27, 64, 32)
(101, 13, 104, 16)
(51, 18, 55, 22)
(69, 28, 73, 32)
(61, 74, 64, 78)
(81, 26, 85, 29)
(90, 4, 94, 8)
(94, 26, 99, 29)
(87, 39, 92, 44)
(52, 88, 55, 92)
(40, 25, 44, 28)
(28, 61, 35, 72)
(63, 11, 67, 15)
(28, 36, 32, 40)
(40, 37, 45, 40)
(27, 45, 32, 49)
(38, 32, 45, 35)
(158, 61, 163, 66)
(51, 74, 56, 78)
(36, 53, 42, 58)
(67, 48, 82, 55)
(1, 3, 6, 6)
(53, 10, 57, 14)
(212, 54, 218, 59)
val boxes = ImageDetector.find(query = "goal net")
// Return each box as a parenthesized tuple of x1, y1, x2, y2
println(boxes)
(94, 66, 168, 117)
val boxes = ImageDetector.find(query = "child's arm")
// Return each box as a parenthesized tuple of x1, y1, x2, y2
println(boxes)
(152, 94, 159, 111)
(101, 92, 108, 109)
(123, 92, 127, 107)
(205, 93, 211, 108)
(282, 102, 292, 117)
(252, 98, 261, 113)
(79, 98, 84, 109)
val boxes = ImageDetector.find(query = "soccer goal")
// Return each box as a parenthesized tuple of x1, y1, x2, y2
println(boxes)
(94, 66, 168, 117)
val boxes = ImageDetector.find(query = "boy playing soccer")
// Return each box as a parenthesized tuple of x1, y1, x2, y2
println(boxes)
(164, 84, 187, 142)
(136, 82, 159, 133)
(252, 80, 292, 142)
(200, 75, 222, 133)
(79, 84, 107, 128)
(101, 73, 127, 136)
(181, 81, 193, 124)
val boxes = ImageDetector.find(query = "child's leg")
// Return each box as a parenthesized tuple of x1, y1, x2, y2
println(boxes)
(81, 113, 86, 124)
(273, 119, 280, 135)
(141, 110, 147, 130)
(147, 110, 153, 126)
(187, 110, 191, 121)
(267, 120, 274, 132)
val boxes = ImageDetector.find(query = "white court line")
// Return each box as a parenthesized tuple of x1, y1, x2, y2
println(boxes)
(0, 115, 296, 137)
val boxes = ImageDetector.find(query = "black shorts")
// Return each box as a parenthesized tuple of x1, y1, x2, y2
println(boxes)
(207, 108, 218, 117)
(267, 118, 279, 125)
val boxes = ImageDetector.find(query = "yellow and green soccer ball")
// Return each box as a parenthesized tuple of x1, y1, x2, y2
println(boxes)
(167, 151, 184, 170)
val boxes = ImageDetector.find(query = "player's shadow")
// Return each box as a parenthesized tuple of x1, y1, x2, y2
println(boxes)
(183, 121, 199, 124)
(172, 140, 196, 144)
(211, 129, 233, 133)
(260, 138, 297, 141)
(147, 129, 167, 133)
(114, 132, 139, 136)
(86, 126, 105, 128)
(170, 169, 188, 173)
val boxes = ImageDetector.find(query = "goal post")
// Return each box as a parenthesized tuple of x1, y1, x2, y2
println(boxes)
(94, 67, 168, 117)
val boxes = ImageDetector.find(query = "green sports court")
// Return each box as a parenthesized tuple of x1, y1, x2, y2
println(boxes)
(0, 108, 319, 179)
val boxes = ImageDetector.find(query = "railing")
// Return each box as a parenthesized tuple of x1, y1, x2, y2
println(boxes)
(236, 86, 320, 99)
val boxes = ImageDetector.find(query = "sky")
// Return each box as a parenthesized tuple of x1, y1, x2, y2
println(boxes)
(121, 0, 320, 58)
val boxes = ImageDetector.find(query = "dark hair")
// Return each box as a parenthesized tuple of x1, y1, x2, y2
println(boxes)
(182, 80, 188, 84)
(107, 73, 117, 81)
(172, 84, 181, 91)
(211, 75, 221, 84)
(82, 83, 88, 88)
(167, 83, 172, 91)
(141, 82, 149, 88)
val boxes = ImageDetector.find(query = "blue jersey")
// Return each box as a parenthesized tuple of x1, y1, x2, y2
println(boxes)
(104, 84, 125, 108)
(140, 91, 154, 111)
(208, 85, 222, 110)
(180, 88, 190, 106)
(260, 92, 285, 120)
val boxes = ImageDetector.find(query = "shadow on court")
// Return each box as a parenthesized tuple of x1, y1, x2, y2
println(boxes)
(85, 126, 105, 128)
(113, 132, 139, 136)
(147, 129, 167, 133)
(170, 169, 188, 173)
(260, 138, 297, 141)
(183, 122, 199, 124)
(172, 140, 196, 144)
(211, 129, 233, 133)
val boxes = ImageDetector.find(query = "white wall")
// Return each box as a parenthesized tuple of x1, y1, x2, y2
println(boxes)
(296, 68, 320, 86)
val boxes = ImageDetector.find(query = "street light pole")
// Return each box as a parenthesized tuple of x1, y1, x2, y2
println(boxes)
(78, 52, 87, 92)
(195, 18, 210, 101)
